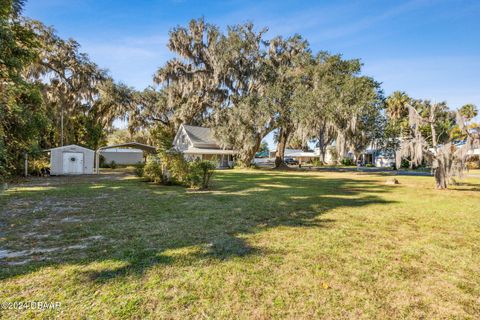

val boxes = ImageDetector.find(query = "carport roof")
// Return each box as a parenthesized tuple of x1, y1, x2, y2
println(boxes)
(97, 142, 157, 153)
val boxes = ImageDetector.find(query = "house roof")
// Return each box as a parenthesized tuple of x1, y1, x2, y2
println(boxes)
(182, 147, 237, 155)
(288, 152, 319, 158)
(269, 148, 317, 156)
(182, 125, 220, 148)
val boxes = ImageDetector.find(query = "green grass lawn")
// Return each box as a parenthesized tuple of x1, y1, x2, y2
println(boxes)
(1, 169, 479, 319)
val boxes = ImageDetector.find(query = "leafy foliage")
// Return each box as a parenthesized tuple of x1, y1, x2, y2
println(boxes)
(188, 160, 216, 189)
(143, 152, 216, 189)
(396, 103, 480, 189)
(1, 2, 134, 177)
(340, 158, 355, 166)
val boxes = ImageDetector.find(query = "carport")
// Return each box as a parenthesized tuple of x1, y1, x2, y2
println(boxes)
(95, 142, 157, 174)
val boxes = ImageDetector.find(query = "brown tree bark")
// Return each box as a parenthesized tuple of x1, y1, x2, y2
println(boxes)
(238, 136, 262, 167)
(317, 126, 328, 165)
(430, 107, 447, 189)
(274, 126, 291, 168)
(434, 164, 447, 189)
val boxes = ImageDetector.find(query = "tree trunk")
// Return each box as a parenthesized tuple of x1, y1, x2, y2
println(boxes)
(317, 128, 326, 165)
(238, 136, 262, 167)
(355, 153, 361, 164)
(434, 167, 447, 189)
(320, 148, 326, 164)
(274, 127, 290, 168)
(430, 111, 447, 189)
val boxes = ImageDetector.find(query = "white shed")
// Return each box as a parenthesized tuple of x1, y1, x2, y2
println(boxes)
(49, 144, 95, 175)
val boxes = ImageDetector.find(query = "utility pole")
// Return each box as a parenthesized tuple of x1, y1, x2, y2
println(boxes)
(24, 153, 28, 177)
(60, 104, 64, 147)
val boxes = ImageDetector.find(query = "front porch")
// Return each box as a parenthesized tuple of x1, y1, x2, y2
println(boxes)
(183, 150, 235, 168)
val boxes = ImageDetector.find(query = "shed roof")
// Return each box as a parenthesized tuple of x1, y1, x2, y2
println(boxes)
(47, 144, 94, 152)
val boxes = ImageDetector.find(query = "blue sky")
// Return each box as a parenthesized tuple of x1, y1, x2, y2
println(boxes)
(25, 0, 480, 145)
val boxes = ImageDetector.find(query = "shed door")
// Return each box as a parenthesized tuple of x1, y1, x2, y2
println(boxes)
(63, 152, 84, 174)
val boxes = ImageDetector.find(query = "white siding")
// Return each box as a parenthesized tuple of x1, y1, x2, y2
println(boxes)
(50, 145, 95, 175)
(100, 151, 144, 165)
(173, 127, 191, 151)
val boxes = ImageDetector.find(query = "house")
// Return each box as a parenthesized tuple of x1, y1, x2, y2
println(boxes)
(285, 149, 319, 164)
(48, 144, 95, 175)
(173, 124, 237, 168)
(267, 148, 336, 164)
(375, 153, 396, 168)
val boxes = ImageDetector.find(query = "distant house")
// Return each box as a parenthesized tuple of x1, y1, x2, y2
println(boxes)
(267, 148, 336, 164)
(172, 124, 237, 168)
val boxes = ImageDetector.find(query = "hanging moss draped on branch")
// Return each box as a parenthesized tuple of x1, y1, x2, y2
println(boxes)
(396, 103, 479, 189)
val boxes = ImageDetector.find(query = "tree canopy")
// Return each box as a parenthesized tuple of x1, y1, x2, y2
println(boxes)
(2, 5, 478, 188)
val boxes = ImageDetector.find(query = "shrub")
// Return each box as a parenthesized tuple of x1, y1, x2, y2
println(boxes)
(158, 151, 189, 185)
(366, 163, 374, 167)
(466, 155, 480, 170)
(134, 163, 145, 177)
(109, 161, 117, 169)
(143, 156, 163, 183)
(0, 165, 6, 183)
(340, 158, 354, 166)
(0, 144, 6, 182)
(188, 160, 216, 189)
(312, 159, 323, 167)
(142, 152, 216, 189)
(29, 157, 50, 176)
(467, 161, 480, 170)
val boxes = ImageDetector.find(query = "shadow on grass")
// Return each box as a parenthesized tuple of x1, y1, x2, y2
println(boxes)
(1, 170, 393, 281)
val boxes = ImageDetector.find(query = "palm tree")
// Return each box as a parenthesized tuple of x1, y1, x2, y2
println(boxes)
(459, 104, 478, 121)
(386, 91, 411, 120)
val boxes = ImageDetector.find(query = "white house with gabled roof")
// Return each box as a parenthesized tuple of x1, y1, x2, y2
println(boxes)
(172, 124, 237, 168)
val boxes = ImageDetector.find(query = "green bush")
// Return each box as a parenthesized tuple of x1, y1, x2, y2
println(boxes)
(400, 158, 410, 169)
(188, 160, 216, 189)
(142, 152, 216, 189)
(466, 155, 480, 170)
(366, 163, 374, 167)
(0, 165, 6, 183)
(109, 161, 117, 169)
(134, 163, 145, 177)
(467, 162, 480, 170)
(158, 151, 190, 185)
(340, 158, 354, 166)
(0, 144, 8, 182)
(143, 156, 163, 183)
(312, 159, 323, 167)
(29, 158, 50, 176)
(143, 151, 190, 185)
